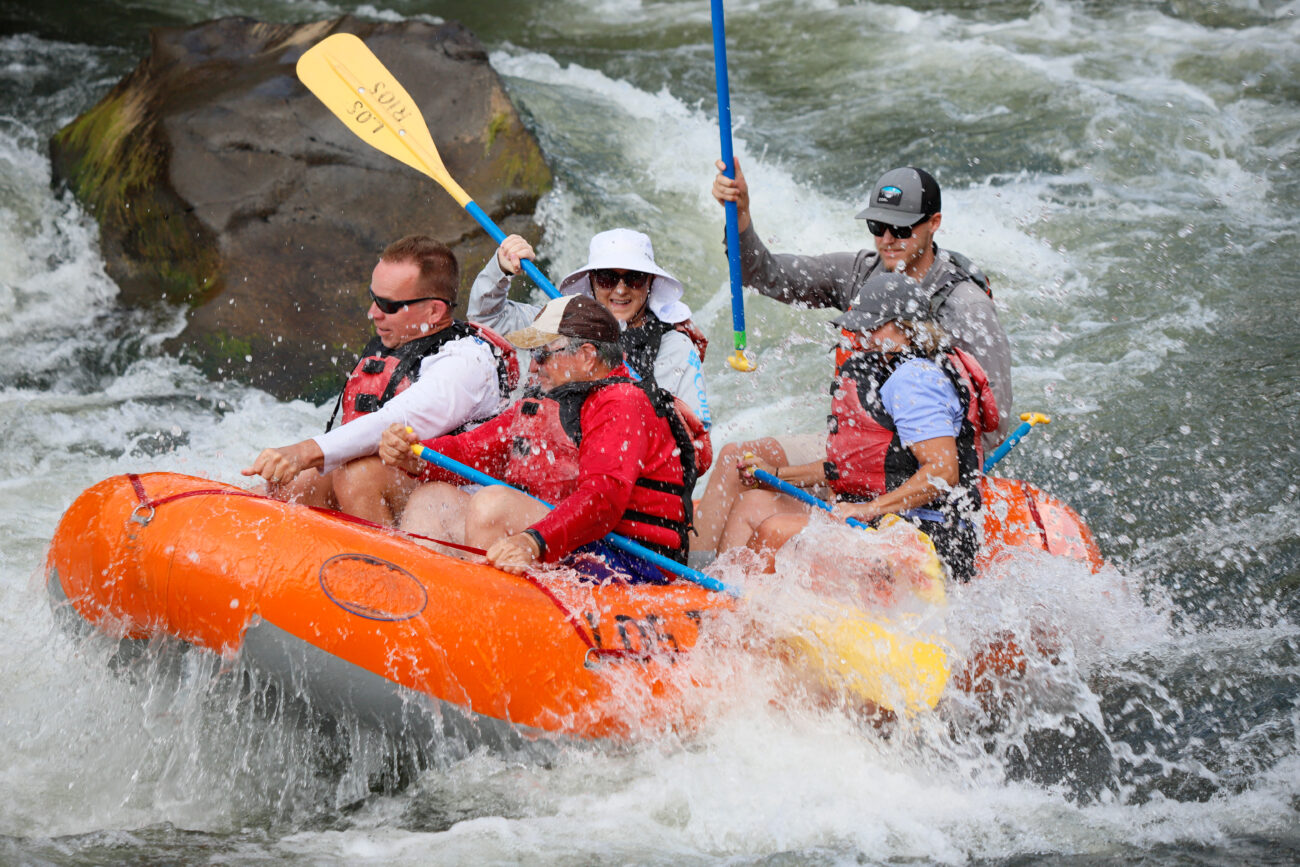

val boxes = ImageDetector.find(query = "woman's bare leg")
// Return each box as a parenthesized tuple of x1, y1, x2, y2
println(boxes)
(692, 437, 789, 555)
(749, 512, 813, 572)
(717, 488, 809, 554)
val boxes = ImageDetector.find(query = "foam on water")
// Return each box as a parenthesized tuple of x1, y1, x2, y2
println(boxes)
(115, 543, 1287, 864)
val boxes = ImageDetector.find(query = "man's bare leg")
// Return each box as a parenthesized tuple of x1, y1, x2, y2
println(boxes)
(399, 481, 473, 543)
(748, 512, 813, 572)
(266, 467, 337, 509)
(333, 455, 422, 526)
(464, 486, 550, 551)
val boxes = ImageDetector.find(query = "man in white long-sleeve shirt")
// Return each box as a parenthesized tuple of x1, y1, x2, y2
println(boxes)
(242, 235, 507, 524)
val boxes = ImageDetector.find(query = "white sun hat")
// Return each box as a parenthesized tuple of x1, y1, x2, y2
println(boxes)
(558, 228, 691, 324)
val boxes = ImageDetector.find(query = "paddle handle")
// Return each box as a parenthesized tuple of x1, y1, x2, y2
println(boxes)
(411, 443, 734, 594)
(462, 201, 561, 299)
(752, 468, 870, 530)
(711, 0, 754, 371)
(982, 411, 1051, 474)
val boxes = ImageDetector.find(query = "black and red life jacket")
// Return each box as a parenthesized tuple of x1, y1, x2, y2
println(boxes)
(925, 248, 992, 307)
(618, 311, 709, 384)
(501, 388, 582, 506)
(326, 321, 519, 432)
(508, 376, 706, 564)
(823, 346, 998, 519)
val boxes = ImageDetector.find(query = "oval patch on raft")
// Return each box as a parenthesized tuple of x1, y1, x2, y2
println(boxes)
(319, 553, 427, 621)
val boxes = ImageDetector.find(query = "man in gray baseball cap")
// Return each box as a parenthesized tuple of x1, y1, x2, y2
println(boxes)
(856, 166, 940, 221)
(709, 158, 1012, 449)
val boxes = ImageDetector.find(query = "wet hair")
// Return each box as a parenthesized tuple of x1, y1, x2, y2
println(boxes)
(380, 235, 460, 305)
(896, 319, 951, 356)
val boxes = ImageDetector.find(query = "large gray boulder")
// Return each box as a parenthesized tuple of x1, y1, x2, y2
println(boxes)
(50, 15, 551, 400)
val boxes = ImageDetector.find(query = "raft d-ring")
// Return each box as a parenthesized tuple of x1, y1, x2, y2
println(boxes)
(129, 503, 155, 526)
(583, 647, 604, 670)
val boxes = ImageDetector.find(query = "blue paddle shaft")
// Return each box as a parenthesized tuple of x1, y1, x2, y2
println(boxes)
(464, 200, 561, 300)
(752, 468, 870, 530)
(412, 444, 734, 594)
(983, 420, 1034, 473)
(711, 0, 746, 342)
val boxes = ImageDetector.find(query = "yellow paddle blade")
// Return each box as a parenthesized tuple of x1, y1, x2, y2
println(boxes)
(787, 611, 950, 715)
(296, 33, 472, 206)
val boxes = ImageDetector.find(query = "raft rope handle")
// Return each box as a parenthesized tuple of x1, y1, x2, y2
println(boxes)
(122, 474, 645, 662)
(123, 473, 484, 553)
(518, 572, 649, 665)
(1017, 479, 1052, 552)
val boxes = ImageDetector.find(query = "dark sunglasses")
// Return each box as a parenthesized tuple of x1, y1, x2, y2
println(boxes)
(531, 341, 573, 365)
(369, 289, 442, 315)
(591, 269, 652, 291)
(865, 216, 930, 239)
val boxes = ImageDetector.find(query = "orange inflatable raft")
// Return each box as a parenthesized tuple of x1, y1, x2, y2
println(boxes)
(44, 472, 1102, 740)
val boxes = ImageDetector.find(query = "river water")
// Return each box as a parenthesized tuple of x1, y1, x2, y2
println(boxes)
(2, 0, 1298, 863)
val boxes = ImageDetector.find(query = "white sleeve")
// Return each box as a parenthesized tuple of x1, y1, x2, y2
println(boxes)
(652, 331, 712, 429)
(466, 255, 543, 336)
(311, 337, 502, 474)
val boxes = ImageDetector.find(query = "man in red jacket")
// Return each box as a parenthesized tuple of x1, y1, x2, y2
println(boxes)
(381, 295, 698, 578)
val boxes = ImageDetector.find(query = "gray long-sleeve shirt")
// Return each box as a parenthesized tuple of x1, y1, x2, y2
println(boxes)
(736, 222, 1013, 450)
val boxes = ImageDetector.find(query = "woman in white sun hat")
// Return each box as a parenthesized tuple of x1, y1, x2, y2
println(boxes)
(467, 228, 711, 428)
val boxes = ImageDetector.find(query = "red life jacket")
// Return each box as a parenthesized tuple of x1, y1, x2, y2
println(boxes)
(824, 347, 998, 517)
(326, 321, 520, 431)
(674, 318, 710, 361)
(502, 392, 583, 506)
(510, 376, 704, 564)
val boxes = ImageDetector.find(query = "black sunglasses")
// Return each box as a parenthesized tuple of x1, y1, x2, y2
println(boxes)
(865, 216, 930, 239)
(369, 289, 443, 315)
(591, 269, 652, 291)
(531, 341, 573, 365)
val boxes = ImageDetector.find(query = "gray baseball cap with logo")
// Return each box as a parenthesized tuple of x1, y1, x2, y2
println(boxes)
(855, 167, 942, 225)
(833, 271, 934, 334)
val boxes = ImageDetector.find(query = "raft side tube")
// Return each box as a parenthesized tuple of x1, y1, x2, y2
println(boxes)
(45, 472, 730, 740)
(242, 617, 561, 759)
(979, 476, 1104, 572)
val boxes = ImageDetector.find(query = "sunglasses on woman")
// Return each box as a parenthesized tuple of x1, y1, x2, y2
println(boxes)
(369, 289, 442, 315)
(591, 269, 652, 291)
(865, 217, 929, 239)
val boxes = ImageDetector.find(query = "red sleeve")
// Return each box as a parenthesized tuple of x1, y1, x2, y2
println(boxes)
(416, 406, 516, 484)
(530, 386, 651, 560)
